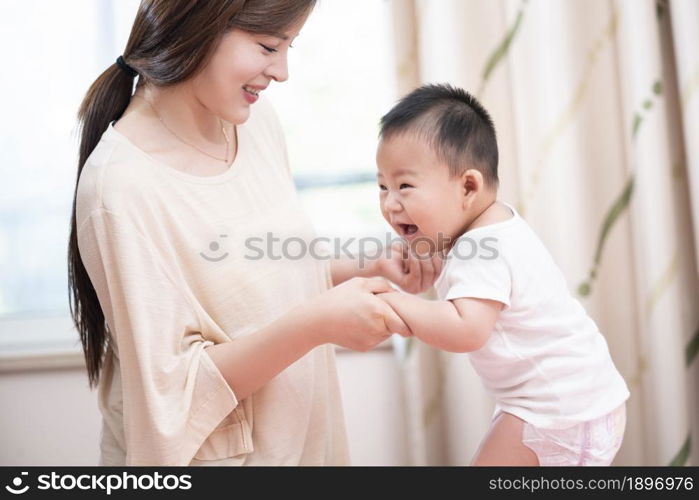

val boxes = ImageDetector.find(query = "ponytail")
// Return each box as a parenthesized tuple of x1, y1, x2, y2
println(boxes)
(68, 61, 135, 388)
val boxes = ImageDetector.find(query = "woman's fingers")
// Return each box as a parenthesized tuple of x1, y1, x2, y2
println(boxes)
(410, 242, 445, 292)
(431, 250, 445, 279)
(407, 242, 435, 292)
(377, 299, 412, 337)
(360, 276, 395, 294)
(419, 253, 434, 291)
(407, 244, 422, 291)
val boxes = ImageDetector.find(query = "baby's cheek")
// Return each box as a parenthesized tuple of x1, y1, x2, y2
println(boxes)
(379, 205, 390, 220)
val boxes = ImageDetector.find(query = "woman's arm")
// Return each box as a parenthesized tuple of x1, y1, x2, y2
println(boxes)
(204, 303, 320, 401)
(205, 277, 411, 401)
(330, 254, 375, 285)
(331, 241, 444, 293)
(377, 292, 502, 353)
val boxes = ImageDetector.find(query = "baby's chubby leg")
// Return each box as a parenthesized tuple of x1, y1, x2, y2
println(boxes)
(471, 412, 540, 466)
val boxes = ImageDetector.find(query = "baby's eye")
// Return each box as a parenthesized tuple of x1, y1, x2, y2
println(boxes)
(399, 183, 413, 189)
(378, 184, 387, 191)
(259, 44, 277, 54)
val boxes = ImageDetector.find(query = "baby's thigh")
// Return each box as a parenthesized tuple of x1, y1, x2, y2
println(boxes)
(471, 412, 540, 466)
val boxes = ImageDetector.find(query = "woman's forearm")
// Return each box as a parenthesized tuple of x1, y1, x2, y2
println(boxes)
(378, 292, 476, 353)
(330, 255, 375, 286)
(204, 302, 322, 401)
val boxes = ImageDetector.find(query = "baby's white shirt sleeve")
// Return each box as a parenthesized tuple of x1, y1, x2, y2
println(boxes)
(440, 241, 512, 308)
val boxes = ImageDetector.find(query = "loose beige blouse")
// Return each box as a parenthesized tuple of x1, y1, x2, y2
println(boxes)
(76, 96, 349, 465)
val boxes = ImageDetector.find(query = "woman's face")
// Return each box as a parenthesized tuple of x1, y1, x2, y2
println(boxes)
(192, 20, 304, 124)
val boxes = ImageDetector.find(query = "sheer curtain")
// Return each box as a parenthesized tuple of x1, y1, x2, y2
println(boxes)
(388, 0, 699, 466)
(0, 0, 140, 360)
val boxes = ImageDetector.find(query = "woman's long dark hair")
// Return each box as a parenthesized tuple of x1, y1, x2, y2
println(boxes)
(69, 0, 316, 388)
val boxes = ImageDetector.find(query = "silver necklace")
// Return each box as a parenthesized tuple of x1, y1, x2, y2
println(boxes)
(133, 94, 231, 163)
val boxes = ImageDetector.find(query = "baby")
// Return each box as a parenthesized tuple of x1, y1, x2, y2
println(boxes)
(376, 83, 630, 466)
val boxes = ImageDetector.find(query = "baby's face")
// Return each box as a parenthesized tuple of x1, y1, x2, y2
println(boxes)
(376, 134, 470, 254)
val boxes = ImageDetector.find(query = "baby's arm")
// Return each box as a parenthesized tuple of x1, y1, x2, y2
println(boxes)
(377, 292, 503, 352)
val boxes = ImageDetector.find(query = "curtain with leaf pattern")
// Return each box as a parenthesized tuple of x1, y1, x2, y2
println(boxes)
(389, 0, 699, 466)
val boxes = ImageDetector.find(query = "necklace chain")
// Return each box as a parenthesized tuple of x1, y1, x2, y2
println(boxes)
(133, 94, 231, 163)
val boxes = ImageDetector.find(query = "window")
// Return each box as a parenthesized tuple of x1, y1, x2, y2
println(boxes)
(0, 1, 397, 365)
(0, 0, 141, 363)
(266, 1, 396, 242)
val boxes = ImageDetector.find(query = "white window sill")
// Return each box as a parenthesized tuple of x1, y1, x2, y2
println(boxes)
(0, 314, 401, 373)
(0, 315, 84, 372)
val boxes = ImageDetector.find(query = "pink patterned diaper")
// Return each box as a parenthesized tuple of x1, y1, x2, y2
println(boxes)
(521, 404, 627, 466)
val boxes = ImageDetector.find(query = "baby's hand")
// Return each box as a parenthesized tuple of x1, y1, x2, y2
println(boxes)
(376, 241, 444, 294)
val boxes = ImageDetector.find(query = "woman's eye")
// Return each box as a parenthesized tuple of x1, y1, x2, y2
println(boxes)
(259, 44, 277, 53)
(399, 183, 413, 189)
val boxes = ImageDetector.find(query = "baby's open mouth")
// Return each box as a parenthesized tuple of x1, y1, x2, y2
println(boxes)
(398, 223, 418, 236)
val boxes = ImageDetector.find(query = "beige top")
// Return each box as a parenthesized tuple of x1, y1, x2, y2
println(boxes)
(76, 96, 349, 466)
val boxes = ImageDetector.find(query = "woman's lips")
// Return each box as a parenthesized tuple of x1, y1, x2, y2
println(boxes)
(243, 87, 259, 104)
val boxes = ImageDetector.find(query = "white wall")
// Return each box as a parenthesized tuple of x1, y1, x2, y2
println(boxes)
(0, 347, 406, 466)
(0, 368, 101, 465)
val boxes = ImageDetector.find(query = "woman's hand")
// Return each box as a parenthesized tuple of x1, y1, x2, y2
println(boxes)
(305, 276, 412, 352)
(206, 277, 410, 402)
(374, 241, 445, 294)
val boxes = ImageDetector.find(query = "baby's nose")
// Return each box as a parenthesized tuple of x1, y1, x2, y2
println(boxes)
(383, 191, 403, 212)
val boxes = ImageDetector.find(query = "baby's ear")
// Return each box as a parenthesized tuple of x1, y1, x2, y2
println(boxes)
(462, 168, 485, 196)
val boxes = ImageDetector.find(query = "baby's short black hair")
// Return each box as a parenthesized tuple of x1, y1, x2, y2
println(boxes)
(379, 83, 499, 188)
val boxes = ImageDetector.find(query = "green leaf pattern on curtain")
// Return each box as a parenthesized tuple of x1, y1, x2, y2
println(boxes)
(680, 62, 699, 112)
(644, 251, 679, 318)
(686, 325, 699, 367)
(578, 80, 662, 297)
(389, 0, 699, 466)
(519, 8, 619, 216)
(577, 175, 635, 297)
(669, 435, 691, 466)
(477, 0, 528, 98)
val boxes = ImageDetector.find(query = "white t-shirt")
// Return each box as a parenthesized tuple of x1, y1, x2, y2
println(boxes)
(434, 203, 629, 429)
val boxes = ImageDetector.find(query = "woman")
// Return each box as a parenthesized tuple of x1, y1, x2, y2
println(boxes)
(68, 0, 441, 466)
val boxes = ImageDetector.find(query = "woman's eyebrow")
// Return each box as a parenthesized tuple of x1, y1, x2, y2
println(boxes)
(266, 31, 299, 41)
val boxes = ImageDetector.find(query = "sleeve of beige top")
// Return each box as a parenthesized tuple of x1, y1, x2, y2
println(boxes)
(77, 208, 239, 466)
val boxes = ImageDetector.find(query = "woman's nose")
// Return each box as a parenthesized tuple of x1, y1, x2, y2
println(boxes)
(266, 54, 289, 83)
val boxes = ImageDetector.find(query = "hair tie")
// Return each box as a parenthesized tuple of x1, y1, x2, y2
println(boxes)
(116, 55, 138, 78)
